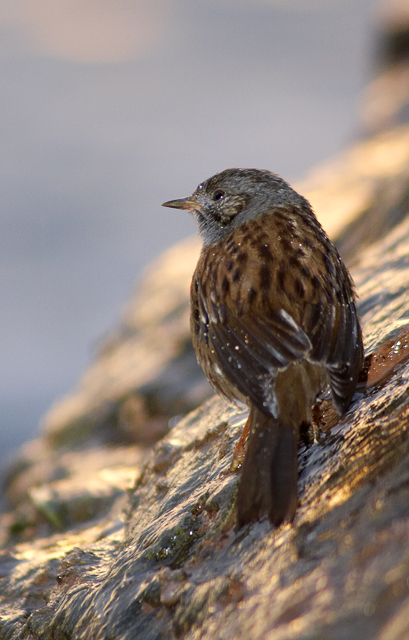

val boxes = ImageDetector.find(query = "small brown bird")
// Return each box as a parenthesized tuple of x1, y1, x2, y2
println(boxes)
(163, 168, 363, 528)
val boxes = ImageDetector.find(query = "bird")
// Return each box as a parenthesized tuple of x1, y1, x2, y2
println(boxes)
(162, 168, 363, 528)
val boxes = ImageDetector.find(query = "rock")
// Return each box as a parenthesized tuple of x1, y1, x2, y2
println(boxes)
(5, 205, 409, 638)
(361, 0, 409, 134)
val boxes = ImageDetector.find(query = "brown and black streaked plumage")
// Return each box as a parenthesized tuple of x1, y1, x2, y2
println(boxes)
(163, 168, 363, 528)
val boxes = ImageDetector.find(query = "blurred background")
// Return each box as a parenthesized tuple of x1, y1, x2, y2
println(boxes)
(0, 0, 379, 466)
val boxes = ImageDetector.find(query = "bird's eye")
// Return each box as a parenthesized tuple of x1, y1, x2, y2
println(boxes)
(213, 190, 225, 201)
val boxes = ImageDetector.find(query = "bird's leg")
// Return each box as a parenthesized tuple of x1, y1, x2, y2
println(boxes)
(229, 413, 251, 471)
(311, 401, 323, 444)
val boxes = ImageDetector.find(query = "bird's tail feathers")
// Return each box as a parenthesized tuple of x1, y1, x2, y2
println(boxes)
(236, 407, 298, 528)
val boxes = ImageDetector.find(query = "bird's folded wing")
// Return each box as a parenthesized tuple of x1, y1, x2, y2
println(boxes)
(205, 298, 362, 414)
(314, 300, 363, 413)
(206, 306, 312, 409)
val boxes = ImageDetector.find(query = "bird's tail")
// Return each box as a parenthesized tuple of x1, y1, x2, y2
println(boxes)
(236, 406, 298, 528)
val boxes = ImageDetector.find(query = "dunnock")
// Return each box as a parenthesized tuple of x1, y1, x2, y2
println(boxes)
(163, 168, 363, 528)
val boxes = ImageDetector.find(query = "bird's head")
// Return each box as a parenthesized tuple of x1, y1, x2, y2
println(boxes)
(162, 168, 305, 245)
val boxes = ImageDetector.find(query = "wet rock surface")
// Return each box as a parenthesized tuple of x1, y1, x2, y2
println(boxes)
(2, 4, 409, 638)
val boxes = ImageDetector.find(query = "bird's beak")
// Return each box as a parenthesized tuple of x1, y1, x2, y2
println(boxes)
(162, 196, 202, 211)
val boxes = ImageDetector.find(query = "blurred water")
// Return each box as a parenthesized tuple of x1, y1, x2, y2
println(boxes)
(0, 0, 378, 466)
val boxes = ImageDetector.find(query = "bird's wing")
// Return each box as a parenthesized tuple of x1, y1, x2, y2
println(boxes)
(202, 301, 313, 411)
(199, 293, 362, 415)
(307, 298, 363, 414)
